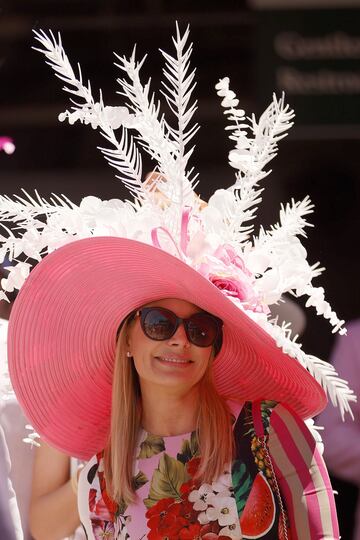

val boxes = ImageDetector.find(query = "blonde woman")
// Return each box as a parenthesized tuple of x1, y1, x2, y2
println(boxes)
(74, 294, 338, 540)
(4, 25, 354, 540)
(7, 236, 342, 539)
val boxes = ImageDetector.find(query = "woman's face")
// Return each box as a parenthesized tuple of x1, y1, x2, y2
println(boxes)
(126, 298, 214, 394)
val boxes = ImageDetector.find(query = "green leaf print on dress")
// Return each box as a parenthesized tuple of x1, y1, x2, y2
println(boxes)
(137, 434, 165, 459)
(133, 471, 149, 491)
(177, 431, 200, 464)
(231, 459, 252, 514)
(144, 453, 190, 508)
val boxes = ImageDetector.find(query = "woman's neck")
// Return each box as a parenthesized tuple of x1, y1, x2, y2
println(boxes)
(140, 384, 200, 437)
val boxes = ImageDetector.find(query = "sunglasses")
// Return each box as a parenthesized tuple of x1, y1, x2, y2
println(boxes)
(136, 307, 223, 350)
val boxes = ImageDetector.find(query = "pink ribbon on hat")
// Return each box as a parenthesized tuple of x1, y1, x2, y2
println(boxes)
(151, 207, 267, 312)
(151, 207, 192, 261)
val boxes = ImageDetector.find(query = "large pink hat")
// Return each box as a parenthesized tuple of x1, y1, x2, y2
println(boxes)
(9, 236, 326, 460)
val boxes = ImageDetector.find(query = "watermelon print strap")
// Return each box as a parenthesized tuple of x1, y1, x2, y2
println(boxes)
(251, 400, 265, 438)
(267, 404, 340, 540)
(233, 401, 285, 539)
(251, 401, 290, 540)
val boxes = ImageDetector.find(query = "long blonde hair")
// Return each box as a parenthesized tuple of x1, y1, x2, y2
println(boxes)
(103, 314, 234, 506)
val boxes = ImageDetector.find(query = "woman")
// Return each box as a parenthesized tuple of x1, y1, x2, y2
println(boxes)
(78, 295, 338, 540)
(6, 236, 341, 539)
(3, 25, 355, 540)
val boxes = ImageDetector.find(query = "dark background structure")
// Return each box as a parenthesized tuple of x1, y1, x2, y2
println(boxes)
(0, 1, 359, 537)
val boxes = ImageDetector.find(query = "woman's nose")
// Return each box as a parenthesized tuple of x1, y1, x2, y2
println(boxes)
(167, 322, 190, 347)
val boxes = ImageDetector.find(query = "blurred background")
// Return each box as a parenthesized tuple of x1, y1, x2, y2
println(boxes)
(1, 0, 359, 537)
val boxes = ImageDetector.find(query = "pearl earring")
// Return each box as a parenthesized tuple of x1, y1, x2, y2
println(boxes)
(126, 351, 132, 358)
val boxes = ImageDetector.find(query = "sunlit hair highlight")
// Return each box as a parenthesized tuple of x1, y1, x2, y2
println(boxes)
(103, 311, 234, 506)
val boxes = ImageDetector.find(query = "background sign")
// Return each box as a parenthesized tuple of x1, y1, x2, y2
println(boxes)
(252, 7, 360, 137)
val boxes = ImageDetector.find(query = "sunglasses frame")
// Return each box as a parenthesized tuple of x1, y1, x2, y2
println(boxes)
(137, 306, 223, 349)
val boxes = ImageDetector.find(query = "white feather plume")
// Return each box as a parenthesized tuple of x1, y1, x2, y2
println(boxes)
(0, 26, 354, 418)
(33, 29, 144, 201)
(160, 23, 200, 196)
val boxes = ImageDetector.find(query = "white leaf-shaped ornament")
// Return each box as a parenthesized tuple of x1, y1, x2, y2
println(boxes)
(44, 229, 75, 253)
(221, 96, 239, 108)
(80, 196, 103, 213)
(20, 230, 43, 261)
(207, 189, 236, 213)
(228, 149, 260, 173)
(304, 418, 324, 455)
(256, 268, 282, 304)
(48, 208, 87, 236)
(215, 77, 230, 91)
(0, 290, 9, 302)
(103, 106, 137, 130)
(245, 251, 271, 275)
(2, 263, 31, 292)
(235, 135, 251, 150)
(186, 231, 215, 264)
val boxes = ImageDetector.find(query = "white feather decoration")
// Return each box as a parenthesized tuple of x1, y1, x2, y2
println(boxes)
(0, 25, 355, 419)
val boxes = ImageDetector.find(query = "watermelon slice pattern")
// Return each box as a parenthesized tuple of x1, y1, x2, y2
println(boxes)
(232, 401, 290, 539)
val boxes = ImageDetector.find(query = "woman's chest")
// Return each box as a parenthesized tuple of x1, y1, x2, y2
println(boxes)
(85, 417, 284, 540)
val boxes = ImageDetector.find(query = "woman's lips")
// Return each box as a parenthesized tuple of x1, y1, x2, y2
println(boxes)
(155, 356, 193, 367)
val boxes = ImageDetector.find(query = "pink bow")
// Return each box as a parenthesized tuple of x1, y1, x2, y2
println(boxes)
(151, 207, 192, 260)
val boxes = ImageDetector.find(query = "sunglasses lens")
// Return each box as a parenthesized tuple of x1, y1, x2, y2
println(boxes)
(142, 308, 176, 340)
(186, 313, 219, 347)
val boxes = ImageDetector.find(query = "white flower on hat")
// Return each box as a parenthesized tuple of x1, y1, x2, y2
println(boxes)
(1, 262, 31, 292)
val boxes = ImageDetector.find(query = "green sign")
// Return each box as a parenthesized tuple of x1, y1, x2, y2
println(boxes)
(255, 9, 360, 135)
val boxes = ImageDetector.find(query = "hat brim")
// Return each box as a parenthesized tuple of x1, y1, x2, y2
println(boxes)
(8, 237, 326, 460)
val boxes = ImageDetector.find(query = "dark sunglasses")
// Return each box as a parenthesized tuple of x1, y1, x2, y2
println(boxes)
(136, 307, 223, 351)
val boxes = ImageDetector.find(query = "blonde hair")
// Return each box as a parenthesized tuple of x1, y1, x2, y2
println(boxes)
(103, 314, 234, 506)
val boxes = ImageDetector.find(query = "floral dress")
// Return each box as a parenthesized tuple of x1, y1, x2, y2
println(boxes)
(78, 401, 339, 540)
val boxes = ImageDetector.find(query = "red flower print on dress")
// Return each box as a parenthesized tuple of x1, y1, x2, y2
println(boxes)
(146, 497, 177, 522)
(186, 457, 201, 478)
(180, 480, 196, 498)
(201, 533, 232, 540)
(93, 495, 114, 521)
(198, 523, 220, 535)
(97, 469, 119, 520)
(179, 522, 232, 540)
(178, 499, 198, 523)
(89, 488, 97, 512)
(147, 498, 188, 540)
(179, 522, 201, 540)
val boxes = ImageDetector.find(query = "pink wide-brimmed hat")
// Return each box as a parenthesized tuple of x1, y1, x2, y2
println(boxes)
(8, 236, 326, 460)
